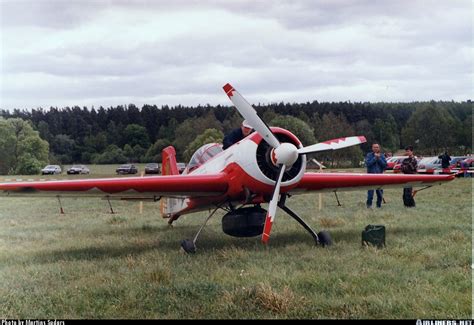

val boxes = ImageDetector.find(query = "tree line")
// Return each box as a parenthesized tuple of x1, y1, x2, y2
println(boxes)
(0, 100, 471, 174)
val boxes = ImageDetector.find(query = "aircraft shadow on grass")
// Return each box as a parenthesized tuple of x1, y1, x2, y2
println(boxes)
(27, 223, 461, 265)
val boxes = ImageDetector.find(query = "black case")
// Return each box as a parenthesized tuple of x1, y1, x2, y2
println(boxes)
(362, 225, 385, 248)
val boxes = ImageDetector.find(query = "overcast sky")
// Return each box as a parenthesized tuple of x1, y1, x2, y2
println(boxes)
(0, 0, 472, 110)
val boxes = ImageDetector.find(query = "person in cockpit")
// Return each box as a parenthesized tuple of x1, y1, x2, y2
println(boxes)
(222, 120, 254, 150)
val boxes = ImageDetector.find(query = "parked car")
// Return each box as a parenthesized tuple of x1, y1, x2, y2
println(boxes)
(67, 165, 90, 175)
(449, 156, 474, 177)
(116, 164, 138, 175)
(41, 165, 62, 175)
(461, 157, 474, 167)
(177, 163, 186, 174)
(144, 163, 160, 174)
(455, 157, 474, 177)
(417, 157, 441, 174)
(393, 157, 422, 173)
(386, 156, 408, 170)
(393, 163, 402, 173)
(449, 156, 468, 168)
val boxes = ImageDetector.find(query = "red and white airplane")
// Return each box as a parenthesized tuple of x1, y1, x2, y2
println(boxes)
(0, 83, 455, 253)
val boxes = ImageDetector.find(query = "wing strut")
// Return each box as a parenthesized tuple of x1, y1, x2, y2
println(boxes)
(412, 185, 433, 198)
(106, 196, 115, 214)
(334, 191, 342, 206)
(57, 196, 65, 214)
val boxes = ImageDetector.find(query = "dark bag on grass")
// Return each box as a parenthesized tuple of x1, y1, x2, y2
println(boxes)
(362, 225, 385, 248)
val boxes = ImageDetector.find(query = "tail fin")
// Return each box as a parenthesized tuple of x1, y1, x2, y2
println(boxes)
(160, 146, 182, 218)
(161, 146, 179, 175)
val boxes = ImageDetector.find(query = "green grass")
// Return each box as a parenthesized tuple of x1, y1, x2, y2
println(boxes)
(0, 173, 471, 319)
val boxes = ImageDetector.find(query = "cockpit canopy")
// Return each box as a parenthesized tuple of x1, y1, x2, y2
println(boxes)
(184, 143, 223, 174)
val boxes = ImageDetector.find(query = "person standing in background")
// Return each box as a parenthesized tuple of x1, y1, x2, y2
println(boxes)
(401, 145, 417, 207)
(365, 143, 387, 208)
(438, 151, 451, 174)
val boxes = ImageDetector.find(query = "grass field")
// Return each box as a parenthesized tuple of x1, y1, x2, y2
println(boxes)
(0, 171, 471, 319)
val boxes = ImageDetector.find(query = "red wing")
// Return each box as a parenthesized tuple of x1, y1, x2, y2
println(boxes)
(294, 172, 454, 192)
(0, 174, 228, 199)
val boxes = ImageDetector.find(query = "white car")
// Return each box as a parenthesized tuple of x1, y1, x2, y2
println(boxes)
(41, 165, 62, 175)
(67, 165, 90, 175)
(417, 157, 441, 174)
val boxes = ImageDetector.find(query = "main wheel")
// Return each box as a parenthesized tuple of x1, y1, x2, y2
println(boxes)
(222, 207, 266, 237)
(317, 231, 332, 247)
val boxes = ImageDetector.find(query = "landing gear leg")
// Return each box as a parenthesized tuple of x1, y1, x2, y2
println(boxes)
(277, 194, 332, 247)
(181, 206, 220, 254)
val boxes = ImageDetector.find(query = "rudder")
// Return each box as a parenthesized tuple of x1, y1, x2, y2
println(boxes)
(161, 146, 179, 175)
(160, 146, 182, 218)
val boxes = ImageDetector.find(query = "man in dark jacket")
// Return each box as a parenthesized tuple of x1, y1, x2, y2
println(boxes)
(365, 143, 387, 208)
(223, 120, 254, 150)
(401, 145, 417, 207)
(438, 151, 451, 173)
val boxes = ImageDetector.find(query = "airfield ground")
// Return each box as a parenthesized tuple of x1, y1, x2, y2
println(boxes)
(0, 169, 471, 318)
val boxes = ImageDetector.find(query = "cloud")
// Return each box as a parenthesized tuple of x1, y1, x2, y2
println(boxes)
(0, 0, 472, 110)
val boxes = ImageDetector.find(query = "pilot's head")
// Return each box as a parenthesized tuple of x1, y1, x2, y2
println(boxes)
(241, 120, 253, 137)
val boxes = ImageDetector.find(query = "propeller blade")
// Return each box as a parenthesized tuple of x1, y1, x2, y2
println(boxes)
(223, 83, 281, 149)
(297, 136, 367, 155)
(262, 164, 286, 244)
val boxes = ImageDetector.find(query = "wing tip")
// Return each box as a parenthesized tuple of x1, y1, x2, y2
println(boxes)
(358, 136, 367, 143)
(223, 83, 234, 97)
